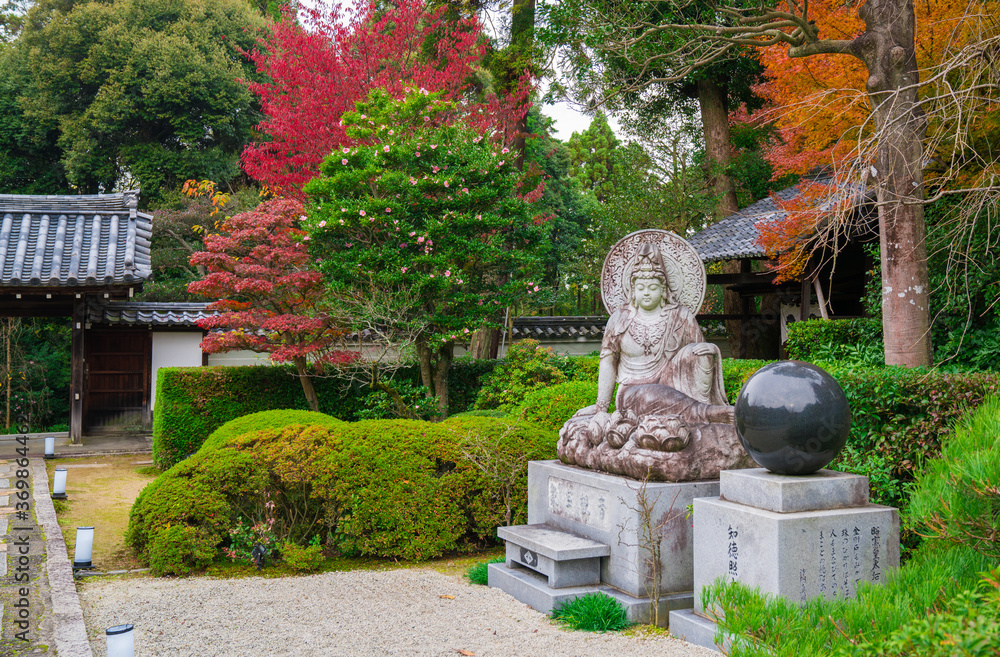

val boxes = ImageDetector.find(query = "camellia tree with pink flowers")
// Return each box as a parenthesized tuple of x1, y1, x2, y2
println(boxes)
(188, 197, 357, 412)
(303, 89, 551, 416)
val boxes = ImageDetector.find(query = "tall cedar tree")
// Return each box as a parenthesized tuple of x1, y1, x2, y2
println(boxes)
(242, 0, 529, 195)
(303, 90, 549, 416)
(188, 198, 357, 412)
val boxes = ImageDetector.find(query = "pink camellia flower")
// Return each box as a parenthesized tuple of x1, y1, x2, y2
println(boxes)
(502, 147, 509, 154)
(339, 219, 345, 225)
(401, 267, 408, 273)
(383, 145, 390, 152)
(498, 160, 505, 166)
(534, 286, 539, 292)
(360, 114, 366, 119)
(385, 207, 392, 213)
(341, 208, 347, 212)
(318, 220, 327, 228)
(462, 188, 469, 194)
(341, 159, 348, 165)
(423, 116, 430, 122)
(430, 144, 437, 149)
(303, 235, 310, 241)
(418, 236, 425, 243)
(415, 151, 421, 157)
(430, 274, 435, 278)
(444, 181, 450, 188)
(432, 166, 439, 173)
(409, 231, 416, 236)
(389, 129, 395, 135)
(359, 210, 367, 216)
(444, 270, 451, 277)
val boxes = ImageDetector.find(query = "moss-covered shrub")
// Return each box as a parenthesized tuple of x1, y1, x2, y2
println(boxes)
(153, 360, 498, 469)
(129, 413, 556, 573)
(279, 541, 325, 572)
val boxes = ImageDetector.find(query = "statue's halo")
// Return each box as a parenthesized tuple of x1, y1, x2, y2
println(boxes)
(600, 229, 707, 315)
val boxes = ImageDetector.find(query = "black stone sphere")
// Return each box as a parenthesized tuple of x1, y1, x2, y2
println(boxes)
(734, 360, 851, 475)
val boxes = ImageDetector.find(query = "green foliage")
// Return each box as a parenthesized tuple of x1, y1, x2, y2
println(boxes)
(357, 380, 440, 421)
(907, 397, 1000, 560)
(147, 524, 218, 577)
(304, 88, 549, 414)
(829, 445, 909, 510)
(721, 359, 770, 403)
(854, 568, 1000, 657)
(466, 556, 505, 585)
(0, 317, 71, 430)
(551, 592, 632, 632)
(785, 319, 884, 365)
(152, 362, 494, 469)
(518, 381, 603, 433)
(279, 539, 325, 573)
(130, 415, 557, 573)
(0, 0, 266, 202)
(700, 543, 996, 657)
(225, 517, 280, 566)
(475, 340, 568, 412)
(566, 112, 620, 201)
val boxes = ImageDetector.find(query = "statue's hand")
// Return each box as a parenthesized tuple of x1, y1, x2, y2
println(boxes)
(587, 411, 612, 438)
(692, 342, 716, 357)
(574, 404, 598, 418)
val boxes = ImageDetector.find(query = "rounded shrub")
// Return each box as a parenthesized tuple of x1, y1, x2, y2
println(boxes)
(128, 413, 556, 574)
(517, 381, 603, 433)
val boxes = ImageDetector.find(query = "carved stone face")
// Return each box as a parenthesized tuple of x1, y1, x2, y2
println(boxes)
(633, 277, 665, 311)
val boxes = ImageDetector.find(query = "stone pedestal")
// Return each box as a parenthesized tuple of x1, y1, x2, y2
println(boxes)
(488, 460, 720, 626)
(669, 468, 899, 651)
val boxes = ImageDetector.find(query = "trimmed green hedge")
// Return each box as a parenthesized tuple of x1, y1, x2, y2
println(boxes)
(153, 360, 497, 469)
(785, 318, 884, 365)
(129, 411, 556, 574)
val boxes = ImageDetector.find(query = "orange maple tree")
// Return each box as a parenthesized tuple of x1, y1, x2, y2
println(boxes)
(745, 0, 984, 279)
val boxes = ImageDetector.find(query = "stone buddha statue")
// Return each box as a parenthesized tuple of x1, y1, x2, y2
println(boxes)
(558, 235, 754, 481)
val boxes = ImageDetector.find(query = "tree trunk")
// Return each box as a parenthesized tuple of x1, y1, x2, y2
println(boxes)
(854, 0, 931, 366)
(697, 78, 745, 357)
(292, 356, 320, 412)
(432, 342, 454, 418)
(416, 335, 433, 392)
(511, 0, 535, 171)
(468, 327, 500, 360)
(697, 78, 739, 220)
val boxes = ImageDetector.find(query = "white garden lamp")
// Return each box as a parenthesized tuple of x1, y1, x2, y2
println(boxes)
(44, 435, 55, 459)
(52, 468, 68, 499)
(106, 624, 135, 657)
(73, 527, 94, 570)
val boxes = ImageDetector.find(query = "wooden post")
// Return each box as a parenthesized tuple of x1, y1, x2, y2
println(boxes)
(70, 298, 85, 444)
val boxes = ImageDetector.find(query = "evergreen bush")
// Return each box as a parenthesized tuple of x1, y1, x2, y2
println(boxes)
(130, 412, 556, 573)
(474, 340, 568, 412)
(152, 360, 497, 469)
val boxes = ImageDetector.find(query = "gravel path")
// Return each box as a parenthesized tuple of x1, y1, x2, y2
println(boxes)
(79, 568, 717, 657)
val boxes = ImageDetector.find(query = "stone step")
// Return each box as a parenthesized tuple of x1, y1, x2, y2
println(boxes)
(497, 524, 610, 589)
(488, 561, 693, 627)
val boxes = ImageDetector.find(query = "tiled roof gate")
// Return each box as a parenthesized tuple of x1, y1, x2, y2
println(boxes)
(0, 190, 155, 445)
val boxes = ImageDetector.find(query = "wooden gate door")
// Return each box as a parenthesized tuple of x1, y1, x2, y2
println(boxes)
(84, 329, 151, 431)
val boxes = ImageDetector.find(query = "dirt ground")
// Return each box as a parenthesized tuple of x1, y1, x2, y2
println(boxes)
(45, 455, 158, 571)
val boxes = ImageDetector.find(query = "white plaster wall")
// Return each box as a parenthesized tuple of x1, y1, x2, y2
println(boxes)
(207, 350, 273, 367)
(151, 332, 205, 410)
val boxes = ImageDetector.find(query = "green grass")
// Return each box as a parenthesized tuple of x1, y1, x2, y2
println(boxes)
(551, 592, 632, 632)
(465, 556, 505, 585)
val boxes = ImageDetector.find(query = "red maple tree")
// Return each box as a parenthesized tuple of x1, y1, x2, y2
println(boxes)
(241, 0, 530, 195)
(188, 197, 357, 411)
